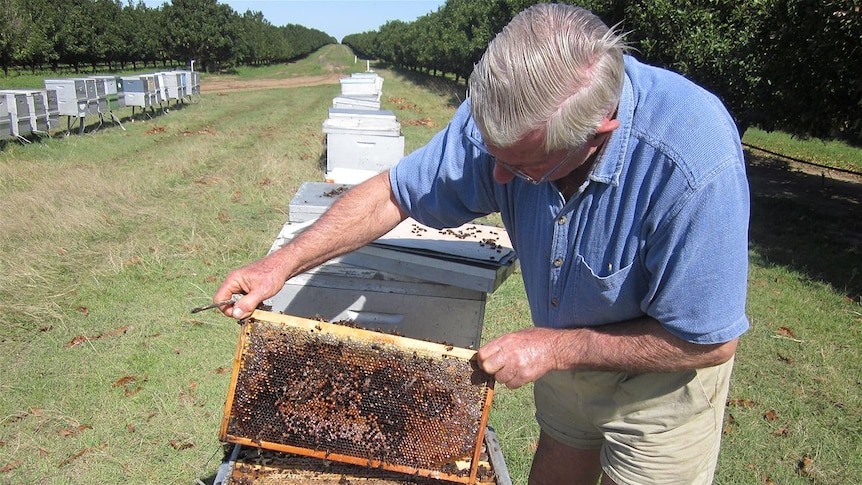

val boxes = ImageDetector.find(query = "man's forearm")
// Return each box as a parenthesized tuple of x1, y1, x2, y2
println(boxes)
(275, 171, 408, 280)
(214, 172, 408, 318)
(558, 317, 738, 373)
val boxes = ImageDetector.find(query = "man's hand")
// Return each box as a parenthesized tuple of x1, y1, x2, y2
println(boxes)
(213, 252, 291, 319)
(476, 327, 562, 389)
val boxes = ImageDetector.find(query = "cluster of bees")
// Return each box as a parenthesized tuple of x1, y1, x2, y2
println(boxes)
(226, 321, 490, 473)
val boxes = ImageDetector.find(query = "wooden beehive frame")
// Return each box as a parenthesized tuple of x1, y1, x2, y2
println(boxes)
(220, 310, 495, 484)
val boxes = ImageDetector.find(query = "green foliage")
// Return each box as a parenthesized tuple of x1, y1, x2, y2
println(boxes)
(0, 0, 336, 74)
(345, 0, 862, 144)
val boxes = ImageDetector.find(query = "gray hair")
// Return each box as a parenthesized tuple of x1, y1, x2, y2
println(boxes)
(469, 3, 628, 151)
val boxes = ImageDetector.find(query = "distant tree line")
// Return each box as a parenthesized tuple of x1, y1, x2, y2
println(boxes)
(343, 0, 862, 143)
(0, 0, 336, 74)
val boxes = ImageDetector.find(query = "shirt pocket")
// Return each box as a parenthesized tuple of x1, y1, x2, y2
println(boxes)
(560, 255, 644, 326)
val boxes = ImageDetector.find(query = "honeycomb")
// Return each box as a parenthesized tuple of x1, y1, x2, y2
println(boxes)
(220, 312, 495, 484)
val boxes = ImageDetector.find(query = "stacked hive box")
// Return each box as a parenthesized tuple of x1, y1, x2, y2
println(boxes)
(89, 76, 123, 113)
(119, 75, 157, 113)
(275, 181, 519, 350)
(323, 72, 406, 184)
(0, 95, 11, 140)
(45, 77, 99, 133)
(0, 91, 35, 139)
(1, 69, 197, 143)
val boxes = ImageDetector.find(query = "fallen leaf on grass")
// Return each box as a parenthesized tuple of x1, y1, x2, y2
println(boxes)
(169, 439, 195, 450)
(113, 375, 147, 396)
(66, 336, 89, 347)
(145, 125, 166, 135)
(772, 427, 788, 437)
(59, 424, 92, 437)
(127, 423, 135, 433)
(764, 410, 778, 421)
(777, 326, 797, 338)
(1, 461, 21, 473)
(215, 367, 229, 374)
(58, 444, 106, 467)
(65, 326, 128, 348)
(76, 306, 90, 316)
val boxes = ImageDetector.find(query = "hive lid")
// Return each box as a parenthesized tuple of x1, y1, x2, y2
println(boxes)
(271, 217, 517, 293)
(322, 116, 402, 136)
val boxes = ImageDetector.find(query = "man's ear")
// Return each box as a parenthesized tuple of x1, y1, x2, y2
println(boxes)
(596, 117, 620, 135)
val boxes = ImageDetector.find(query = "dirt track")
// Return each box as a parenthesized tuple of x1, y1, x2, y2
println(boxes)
(200, 74, 343, 94)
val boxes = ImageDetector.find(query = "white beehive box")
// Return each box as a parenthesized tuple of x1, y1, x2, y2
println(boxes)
(89, 75, 122, 111)
(79, 78, 100, 115)
(9, 89, 50, 133)
(0, 91, 33, 137)
(328, 107, 396, 121)
(167, 71, 189, 101)
(350, 71, 384, 93)
(332, 95, 381, 110)
(41, 89, 60, 129)
(340, 77, 381, 99)
(266, 218, 517, 348)
(91, 77, 108, 114)
(0, 95, 11, 140)
(322, 109, 404, 184)
(151, 73, 166, 104)
(44, 78, 89, 117)
(120, 76, 155, 109)
(188, 70, 200, 96)
(267, 184, 518, 349)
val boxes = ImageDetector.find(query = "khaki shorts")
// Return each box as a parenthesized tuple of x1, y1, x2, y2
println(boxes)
(534, 358, 734, 485)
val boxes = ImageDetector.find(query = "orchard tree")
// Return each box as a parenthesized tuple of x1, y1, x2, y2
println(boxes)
(164, 0, 238, 72)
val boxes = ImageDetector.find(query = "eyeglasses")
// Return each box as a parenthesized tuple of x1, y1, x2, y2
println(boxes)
(493, 145, 580, 185)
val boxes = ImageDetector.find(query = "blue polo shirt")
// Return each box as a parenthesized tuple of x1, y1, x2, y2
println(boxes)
(390, 55, 750, 344)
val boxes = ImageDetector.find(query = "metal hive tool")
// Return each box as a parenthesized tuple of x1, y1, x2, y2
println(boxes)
(219, 310, 495, 484)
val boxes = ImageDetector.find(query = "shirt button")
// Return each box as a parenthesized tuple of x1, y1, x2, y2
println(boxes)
(558, 216, 567, 225)
(551, 298, 559, 307)
(553, 258, 564, 268)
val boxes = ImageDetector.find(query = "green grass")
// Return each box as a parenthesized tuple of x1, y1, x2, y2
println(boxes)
(2, 45, 861, 484)
(743, 128, 862, 174)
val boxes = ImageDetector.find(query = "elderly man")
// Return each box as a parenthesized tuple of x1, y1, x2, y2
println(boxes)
(215, 4, 750, 484)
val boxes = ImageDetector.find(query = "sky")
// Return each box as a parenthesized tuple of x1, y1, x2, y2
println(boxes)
(143, 1, 447, 43)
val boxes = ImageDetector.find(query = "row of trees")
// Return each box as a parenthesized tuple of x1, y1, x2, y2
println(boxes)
(343, 0, 862, 143)
(0, 0, 335, 74)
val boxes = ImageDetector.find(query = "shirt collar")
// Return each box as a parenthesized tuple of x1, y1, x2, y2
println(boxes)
(588, 67, 633, 187)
